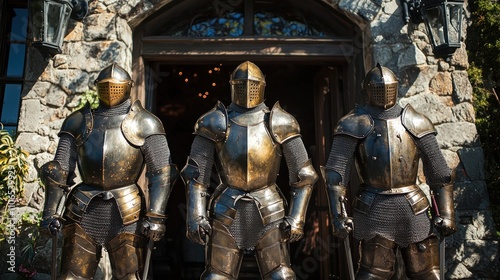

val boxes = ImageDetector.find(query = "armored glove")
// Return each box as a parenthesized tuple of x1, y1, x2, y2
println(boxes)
(40, 216, 63, 237)
(331, 215, 353, 239)
(283, 216, 304, 243)
(141, 217, 166, 242)
(431, 182, 457, 237)
(187, 216, 212, 245)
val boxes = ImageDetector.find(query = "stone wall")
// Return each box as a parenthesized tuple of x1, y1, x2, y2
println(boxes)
(14, 1, 137, 278)
(11, 0, 498, 279)
(329, 0, 500, 278)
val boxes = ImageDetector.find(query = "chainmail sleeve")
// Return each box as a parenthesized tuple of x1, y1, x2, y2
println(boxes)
(189, 135, 216, 186)
(54, 134, 78, 173)
(414, 134, 451, 183)
(141, 134, 171, 172)
(325, 134, 358, 185)
(282, 137, 308, 183)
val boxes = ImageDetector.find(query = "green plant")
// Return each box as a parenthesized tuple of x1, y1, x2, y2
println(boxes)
(74, 89, 99, 110)
(467, 0, 500, 232)
(16, 211, 42, 279)
(0, 124, 30, 242)
(0, 124, 39, 276)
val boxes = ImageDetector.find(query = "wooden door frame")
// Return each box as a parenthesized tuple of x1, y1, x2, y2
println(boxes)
(131, 35, 364, 280)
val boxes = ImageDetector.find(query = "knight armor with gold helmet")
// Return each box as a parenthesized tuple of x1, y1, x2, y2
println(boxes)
(39, 63, 177, 280)
(321, 63, 456, 280)
(182, 61, 318, 280)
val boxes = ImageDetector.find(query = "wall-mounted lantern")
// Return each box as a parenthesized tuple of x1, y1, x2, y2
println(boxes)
(28, 0, 88, 59)
(402, 0, 465, 59)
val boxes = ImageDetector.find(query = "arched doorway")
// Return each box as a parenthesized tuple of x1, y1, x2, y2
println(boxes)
(132, 1, 365, 279)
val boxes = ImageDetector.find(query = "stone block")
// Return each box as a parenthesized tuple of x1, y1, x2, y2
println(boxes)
(458, 147, 485, 181)
(435, 122, 479, 149)
(454, 181, 490, 210)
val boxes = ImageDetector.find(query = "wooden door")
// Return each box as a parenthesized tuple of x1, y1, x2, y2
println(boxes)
(313, 66, 356, 280)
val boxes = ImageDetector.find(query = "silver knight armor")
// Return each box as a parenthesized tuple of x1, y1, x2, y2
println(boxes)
(183, 61, 318, 280)
(322, 64, 456, 280)
(40, 63, 176, 280)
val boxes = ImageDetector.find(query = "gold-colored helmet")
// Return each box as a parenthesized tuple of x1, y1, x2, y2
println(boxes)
(94, 63, 134, 107)
(230, 61, 266, 108)
(362, 63, 398, 109)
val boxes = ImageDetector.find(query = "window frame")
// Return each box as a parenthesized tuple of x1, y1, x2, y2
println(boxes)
(0, 0, 29, 135)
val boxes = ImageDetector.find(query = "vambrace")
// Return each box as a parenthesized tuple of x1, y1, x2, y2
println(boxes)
(182, 157, 211, 244)
(182, 158, 208, 219)
(320, 167, 345, 221)
(287, 159, 318, 230)
(40, 161, 69, 220)
(430, 181, 457, 236)
(146, 164, 178, 219)
(320, 166, 352, 239)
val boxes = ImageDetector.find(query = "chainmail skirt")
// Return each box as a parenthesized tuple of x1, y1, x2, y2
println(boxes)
(80, 196, 139, 245)
(226, 199, 280, 250)
(353, 194, 432, 247)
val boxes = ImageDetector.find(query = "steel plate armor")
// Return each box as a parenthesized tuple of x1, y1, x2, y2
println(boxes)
(322, 64, 456, 280)
(184, 61, 317, 280)
(40, 64, 176, 280)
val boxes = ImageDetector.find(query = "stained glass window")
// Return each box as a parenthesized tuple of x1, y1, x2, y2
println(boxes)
(164, 3, 333, 37)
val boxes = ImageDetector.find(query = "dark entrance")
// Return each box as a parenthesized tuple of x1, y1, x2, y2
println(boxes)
(147, 61, 354, 279)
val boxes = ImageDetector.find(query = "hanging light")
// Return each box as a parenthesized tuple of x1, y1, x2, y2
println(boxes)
(402, 0, 464, 59)
(29, 0, 88, 58)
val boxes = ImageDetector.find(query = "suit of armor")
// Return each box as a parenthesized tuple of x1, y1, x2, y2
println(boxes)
(182, 61, 318, 280)
(322, 64, 456, 280)
(40, 63, 177, 280)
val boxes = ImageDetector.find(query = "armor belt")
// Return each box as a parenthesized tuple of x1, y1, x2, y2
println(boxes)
(65, 183, 142, 225)
(354, 184, 429, 215)
(212, 184, 285, 227)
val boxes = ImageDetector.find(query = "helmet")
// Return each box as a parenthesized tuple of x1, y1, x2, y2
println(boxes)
(94, 63, 134, 107)
(230, 61, 266, 108)
(362, 63, 398, 109)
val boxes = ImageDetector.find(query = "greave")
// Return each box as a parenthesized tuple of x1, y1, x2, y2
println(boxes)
(255, 226, 295, 280)
(105, 232, 145, 280)
(400, 235, 440, 280)
(59, 223, 100, 280)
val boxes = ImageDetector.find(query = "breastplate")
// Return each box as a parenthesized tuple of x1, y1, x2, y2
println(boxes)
(77, 114, 144, 189)
(216, 110, 281, 192)
(355, 117, 419, 189)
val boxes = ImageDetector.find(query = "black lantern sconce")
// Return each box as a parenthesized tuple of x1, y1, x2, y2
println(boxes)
(402, 0, 465, 59)
(28, 0, 89, 58)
